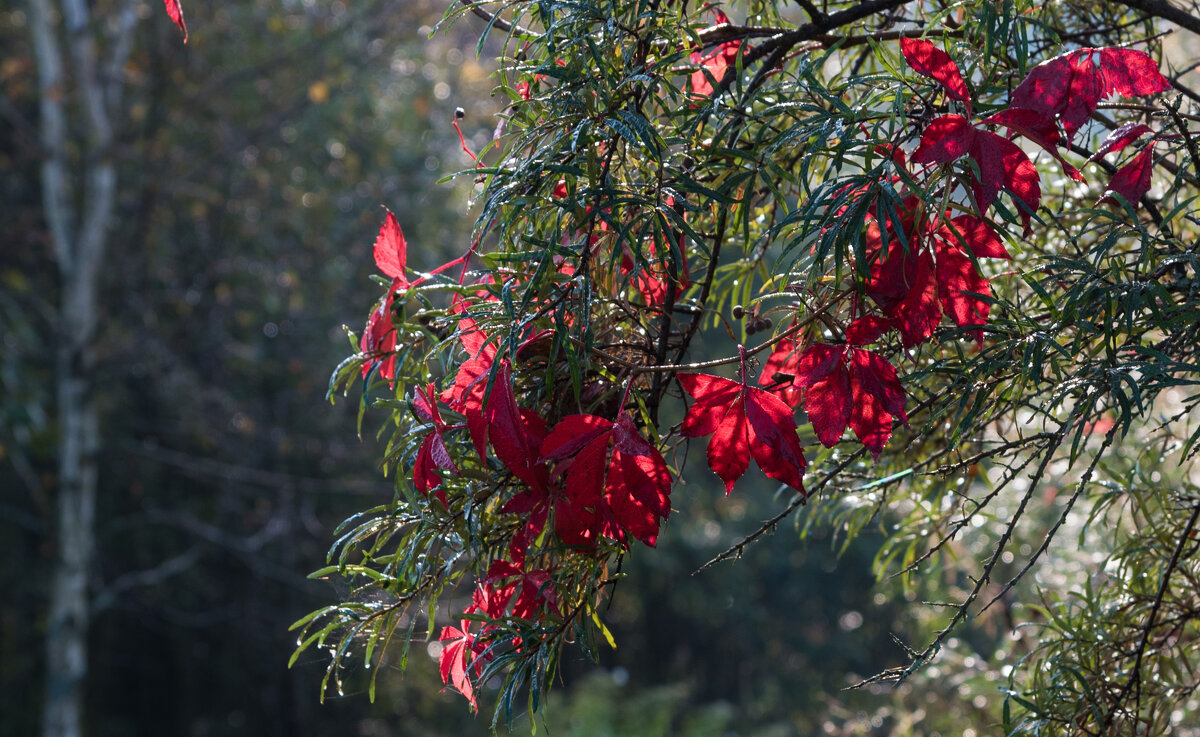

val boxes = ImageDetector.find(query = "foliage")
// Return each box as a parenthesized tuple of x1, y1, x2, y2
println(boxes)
(290, 0, 1200, 732)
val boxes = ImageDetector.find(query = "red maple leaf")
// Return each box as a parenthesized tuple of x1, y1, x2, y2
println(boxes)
(679, 367, 806, 494)
(911, 115, 1041, 230)
(540, 412, 672, 547)
(163, 0, 187, 41)
(900, 38, 971, 114)
(1010, 48, 1170, 144)
(866, 205, 1010, 345)
(792, 323, 908, 457)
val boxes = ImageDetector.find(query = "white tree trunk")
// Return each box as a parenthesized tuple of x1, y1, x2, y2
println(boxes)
(27, 0, 138, 732)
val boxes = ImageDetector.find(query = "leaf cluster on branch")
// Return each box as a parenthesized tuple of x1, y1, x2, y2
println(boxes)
(267, 0, 1200, 730)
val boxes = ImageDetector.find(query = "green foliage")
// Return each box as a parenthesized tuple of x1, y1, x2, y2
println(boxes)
(297, 0, 1200, 732)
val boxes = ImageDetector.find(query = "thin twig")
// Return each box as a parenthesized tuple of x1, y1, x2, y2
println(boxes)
(456, 0, 537, 39)
(1107, 499, 1200, 728)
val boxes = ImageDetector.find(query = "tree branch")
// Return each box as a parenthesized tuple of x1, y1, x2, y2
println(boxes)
(456, 0, 537, 39)
(1114, 0, 1200, 38)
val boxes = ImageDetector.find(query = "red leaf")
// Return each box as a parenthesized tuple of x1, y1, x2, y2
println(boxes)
(689, 8, 741, 98)
(792, 343, 846, 389)
(943, 215, 1010, 260)
(1098, 48, 1171, 99)
(541, 412, 672, 547)
(1088, 123, 1154, 163)
(791, 345, 908, 455)
(866, 204, 1010, 345)
(848, 374, 892, 459)
(982, 108, 1082, 182)
(805, 364, 852, 447)
(900, 38, 971, 113)
(888, 249, 941, 347)
(1010, 51, 1097, 142)
(850, 350, 908, 426)
(163, 0, 187, 41)
(970, 128, 1041, 227)
(411, 384, 458, 499)
(484, 360, 548, 492)
(913, 115, 1041, 228)
(845, 315, 893, 346)
(1010, 48, 1169, 145)
(1101, 147, 1154, 208)
(679, 373, 806, 494)
(373, 210, 410, 283)
(934, 232, 993, 336)
(912, 115, 977, 165)
(438, 624, 478, 709)
(758, 336, 804, 406)
(360, 300, 397, 381)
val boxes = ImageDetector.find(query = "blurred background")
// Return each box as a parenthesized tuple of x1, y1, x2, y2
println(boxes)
(1, 2, 944, 735)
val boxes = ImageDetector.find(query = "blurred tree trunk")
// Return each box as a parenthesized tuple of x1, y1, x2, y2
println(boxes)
(27, 0, 138, 734)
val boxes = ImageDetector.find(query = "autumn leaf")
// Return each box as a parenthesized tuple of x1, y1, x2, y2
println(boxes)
(866, 207, 1010, 345)
(359, 301, 397, 381)
(483, 360, 549, 493)
(438, 622, 480, 710)
(374, 209, 411, 292)
(163, 0, 187, 42)
(1010, 48, 1170, 144)
(912, 115, 1041, 230)
(679, 370, 806, 494)
(485, 561, 559, 620)
(759, 334, 804, 406)
(1088, 123, 1154, 164)
(792, 329, 908, 457)
(982, 108, 1083, 182)
(900, 38, 971, 114)
(541, 412, 672, 547)
(690, 8, 741, 98)
(1098, 48, 1172, 98)
(360, 211, 414, 381)
(411, 383, 459, 500)
(1101, 147, 1154, 208)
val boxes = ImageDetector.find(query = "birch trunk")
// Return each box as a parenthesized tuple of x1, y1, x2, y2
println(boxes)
(27, 0, 138, 733)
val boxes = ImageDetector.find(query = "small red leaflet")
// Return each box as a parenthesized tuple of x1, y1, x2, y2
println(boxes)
(900, 38, 971, 115)
(690, 8, 741, 98)
(1101, 147, 1155, 208)
(411, 383, 459, 502)
(679, 364, 806, 495)
(1088, 123, 1154, 164)
(360, 211, 413, 381)
(163, 0, 187, 42)
(438, 621, 484, 710)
